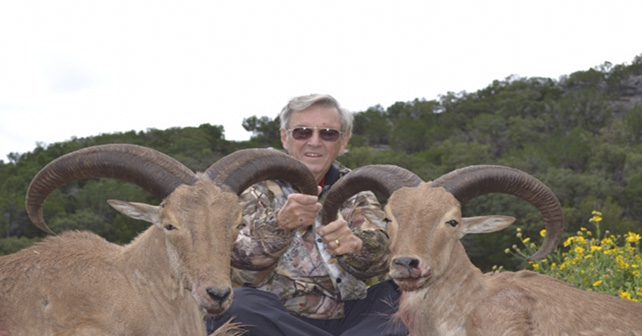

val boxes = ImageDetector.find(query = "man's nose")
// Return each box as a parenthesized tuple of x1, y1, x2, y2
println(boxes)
(308, 131, 323, 145)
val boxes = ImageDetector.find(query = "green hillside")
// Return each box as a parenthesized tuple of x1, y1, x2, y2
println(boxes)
(2, 54, 641, 271)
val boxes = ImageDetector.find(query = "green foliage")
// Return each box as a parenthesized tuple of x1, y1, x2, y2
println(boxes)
(0, 236, 40, 255)
(352, 106, 391, 146)
(624, 106, 642, 142)
(242, 116, 281, 148)
(543, 128, 595, 172)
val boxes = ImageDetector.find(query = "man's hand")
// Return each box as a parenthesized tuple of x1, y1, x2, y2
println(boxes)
(317, 219, 363, 256)
(277, 193, 322, 231)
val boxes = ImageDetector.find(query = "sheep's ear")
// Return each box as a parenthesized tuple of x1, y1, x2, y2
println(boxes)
(461, 215, 516, 235)
(107, 199, 159, 224)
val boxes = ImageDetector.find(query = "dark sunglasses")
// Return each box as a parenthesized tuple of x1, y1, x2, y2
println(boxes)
(287, 127, 343, 142)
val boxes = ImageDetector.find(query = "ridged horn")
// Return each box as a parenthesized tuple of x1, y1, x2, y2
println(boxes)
(26, 144, 198, 234)
(431, 165, 563, 260)
(320, 165, 423, 225)
(204, 148, 317, 196)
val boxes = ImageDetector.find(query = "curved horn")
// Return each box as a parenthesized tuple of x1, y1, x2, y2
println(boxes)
(26, 144, 198, 234)
(320, 165, 423, 225)
(431, 165, 563, 260)
(204, 148, 317, 196)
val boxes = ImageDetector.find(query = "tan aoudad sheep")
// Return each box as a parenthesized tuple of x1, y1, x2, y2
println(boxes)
(321, 164, 642, 336)
(0, 144, 317, 336)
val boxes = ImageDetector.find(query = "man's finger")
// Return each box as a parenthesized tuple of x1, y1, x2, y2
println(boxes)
(287, 193, 319, 205)
(317, 219, 345, 236)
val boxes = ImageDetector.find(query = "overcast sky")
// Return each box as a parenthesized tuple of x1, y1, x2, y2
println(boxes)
(1, 0, 640, 161)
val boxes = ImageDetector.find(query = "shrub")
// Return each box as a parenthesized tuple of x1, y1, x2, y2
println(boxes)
(505, 210, 642, 302)
(0, 236, 41, 255)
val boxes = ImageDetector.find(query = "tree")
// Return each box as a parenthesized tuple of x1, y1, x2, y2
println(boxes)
(242, 116, 281, 147)
(353, 106, 391, 146)
(624, 106, 642, 142)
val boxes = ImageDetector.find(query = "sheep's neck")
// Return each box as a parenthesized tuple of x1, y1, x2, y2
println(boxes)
(399, 243, 484, 335)
(121, 227, 192, 304)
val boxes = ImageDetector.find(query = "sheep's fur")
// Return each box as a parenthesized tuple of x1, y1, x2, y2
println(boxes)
(387, 183, 642, 336)
(0, 179, 240, 336)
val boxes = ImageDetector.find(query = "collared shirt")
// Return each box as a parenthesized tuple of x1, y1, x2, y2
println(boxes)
(230, 163, 391, 319)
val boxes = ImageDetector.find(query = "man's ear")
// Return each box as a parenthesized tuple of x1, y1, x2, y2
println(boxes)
(280, 128, 289, 151)
(338, 132, 351, 155)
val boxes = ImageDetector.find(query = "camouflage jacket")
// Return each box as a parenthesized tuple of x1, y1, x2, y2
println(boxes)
(231, 163, 391, 319)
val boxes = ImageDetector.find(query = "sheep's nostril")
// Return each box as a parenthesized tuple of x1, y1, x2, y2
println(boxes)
(206, 287, 231, 304)
(393, 257, 420, 269)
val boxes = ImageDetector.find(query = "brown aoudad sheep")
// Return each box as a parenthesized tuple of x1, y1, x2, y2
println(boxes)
(320, 164, 642, 336)
(0, 144, 317, 336)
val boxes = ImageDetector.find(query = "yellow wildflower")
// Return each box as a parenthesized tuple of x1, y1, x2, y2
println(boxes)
(601, 237, 614, 246)
(619, 291, 634, 302)
(626, 232, 641, 244)
(616, 255, 630, 270)
(574, 247, 585, 255)
(522, 237, 531, 244)
(540, 229, 547, 238)
(592, 280, 603, 287)
(559, 262, 569, 271)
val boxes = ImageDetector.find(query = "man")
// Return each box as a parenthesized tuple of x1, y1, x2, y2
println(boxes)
(207, 94, 407, 336)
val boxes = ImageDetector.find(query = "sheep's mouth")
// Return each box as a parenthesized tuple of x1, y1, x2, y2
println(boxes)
(203, 304, 229, 316)
(192, 284, 233, 316)
(390, 270, 432, 291)
(197, 296, 233, 317)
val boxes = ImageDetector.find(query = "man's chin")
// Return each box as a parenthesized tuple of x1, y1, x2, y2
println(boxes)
(301, 162, 329, 179)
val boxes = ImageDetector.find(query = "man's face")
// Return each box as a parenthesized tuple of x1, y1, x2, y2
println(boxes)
(281, 105, 350, 183)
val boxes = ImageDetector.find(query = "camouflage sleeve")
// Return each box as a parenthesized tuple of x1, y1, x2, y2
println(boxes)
(339, 191, 391, 279)
(231, 181, 294, 272)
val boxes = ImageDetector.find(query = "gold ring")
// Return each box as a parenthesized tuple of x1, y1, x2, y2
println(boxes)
(335, 239, 340, 247)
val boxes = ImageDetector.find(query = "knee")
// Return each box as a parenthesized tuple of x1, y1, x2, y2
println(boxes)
(217, 287, 284, 324)
(228, 287, 280, 315)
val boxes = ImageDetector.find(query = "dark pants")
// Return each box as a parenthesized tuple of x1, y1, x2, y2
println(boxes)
(206, 280, 408, 336)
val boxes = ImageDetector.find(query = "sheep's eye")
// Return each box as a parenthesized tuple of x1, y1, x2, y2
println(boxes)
(163, 223, 177, 231)
(445, 219, 458, 227)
